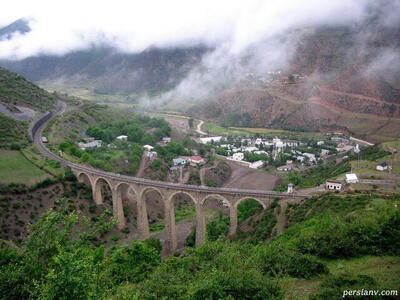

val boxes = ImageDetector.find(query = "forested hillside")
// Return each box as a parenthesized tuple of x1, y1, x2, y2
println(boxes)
(1, 191, 398, 299)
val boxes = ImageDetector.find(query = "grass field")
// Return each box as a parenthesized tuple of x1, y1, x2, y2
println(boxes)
(0, 150, 51, 185)
(21, 146, 65, 177)
(203, 121, 326, 139)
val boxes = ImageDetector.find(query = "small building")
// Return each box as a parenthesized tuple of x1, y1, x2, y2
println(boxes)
(173, 157, 187, 166)
(41, 136, 48, 143)
(249, 160, 264, 169)
(336, 145, 354, 152)
(325, 180, 342, 191)
(200, 136, 223, 144)
(186, 156, 205, 166)
(321, 149, 330, 156)
(143, 145, 154, 151)
(277, 165, 292, 172)
(116, 135, 128, 141)
(146, 151, 157, 160)
(244, 146, 259, 153)
(78, 140, 102, 150)
(317, 141, 324, 146)
(376, 162, 388, 171)
(287, 183, 294, 194)
(354, 144, 360, 153)
(346, 173, 359, 184)
(162, 137, 171, 144)
(232, 152, 244, 161)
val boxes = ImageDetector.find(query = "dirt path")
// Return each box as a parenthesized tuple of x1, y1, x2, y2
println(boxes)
(0, 103, 36, 121)
(136, 153, 148, 178)
(196, 120, 207, 135)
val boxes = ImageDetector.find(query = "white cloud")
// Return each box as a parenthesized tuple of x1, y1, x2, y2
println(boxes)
(0, 0, 370, 60)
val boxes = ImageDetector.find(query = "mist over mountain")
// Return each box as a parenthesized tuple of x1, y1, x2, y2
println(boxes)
(0, 0, 399, 140)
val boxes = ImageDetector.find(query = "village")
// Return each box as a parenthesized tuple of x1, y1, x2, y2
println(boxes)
(59, 117, 397, 194)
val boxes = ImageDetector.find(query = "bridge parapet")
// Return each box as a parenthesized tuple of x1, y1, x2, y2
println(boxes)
(70, 164, 304, 251)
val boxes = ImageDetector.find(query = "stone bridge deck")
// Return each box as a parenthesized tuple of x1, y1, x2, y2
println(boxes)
(33, 102, 306, 251)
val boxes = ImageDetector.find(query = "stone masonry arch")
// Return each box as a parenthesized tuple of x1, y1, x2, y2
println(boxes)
(166, 191, 198, 252)
(229, 197, 269, 236)
(93, 176, 114, 206)
(200, 194, 231, 207)
(136, 186, 165, 240)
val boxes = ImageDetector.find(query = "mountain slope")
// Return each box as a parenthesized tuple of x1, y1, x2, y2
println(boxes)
(0, 67, 57, 112)
(0, 46, 208, 95)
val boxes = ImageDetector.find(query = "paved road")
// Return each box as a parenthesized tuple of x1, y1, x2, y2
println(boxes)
(32, 102, 306, 199)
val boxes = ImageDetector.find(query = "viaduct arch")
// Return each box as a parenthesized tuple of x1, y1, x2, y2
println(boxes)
(33, 103, 306, 252)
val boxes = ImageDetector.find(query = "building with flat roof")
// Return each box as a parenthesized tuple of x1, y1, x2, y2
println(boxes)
(345, 173, 359, 184)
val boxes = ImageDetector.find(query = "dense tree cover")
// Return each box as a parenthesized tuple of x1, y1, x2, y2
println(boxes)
(1, 193, 398, 299)
(244, 152, 269, 163)
(86, 115, 171, 144)
(237, 199, 263, 223)
(155, 141, 191, 163)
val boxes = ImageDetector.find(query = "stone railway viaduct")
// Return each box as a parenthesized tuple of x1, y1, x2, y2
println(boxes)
(33, 102, 306, 251)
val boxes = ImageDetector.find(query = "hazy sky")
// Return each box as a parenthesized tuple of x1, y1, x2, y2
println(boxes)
(1, 0, 372, 60)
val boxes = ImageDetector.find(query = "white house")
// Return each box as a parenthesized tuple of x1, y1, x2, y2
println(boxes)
(78, 140, 102, 150)
(249, 160, 264, 169)
(232, 152, 244, 161)
(296, 156, 305, 163)
(146, 151, 157, 160)
(317, 141, 325, 146)
(244, 146, 258, 153)
(143, 145, 154, 151)
(200, 136, 223, 144)
(254, 150, 267, 155)
(116, 135, 128, 141)
(255, 138, 263, 146)
(325, 180, 342, 190)
(346, 173, 359, 184)
(287, 183, 294, 194)
(304, 153, 317, 163)
(277, 165, 292, 171)
(162, 137, 171, 144)
(321, 149, 330, 156)
(186, 156, 205, 166)
(376, 162, 388, 171)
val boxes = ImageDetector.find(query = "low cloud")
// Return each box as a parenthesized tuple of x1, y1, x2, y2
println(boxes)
(1, 0, 369, 60)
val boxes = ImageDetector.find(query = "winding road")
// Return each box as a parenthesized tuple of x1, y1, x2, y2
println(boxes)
(32, 102, 306, 199)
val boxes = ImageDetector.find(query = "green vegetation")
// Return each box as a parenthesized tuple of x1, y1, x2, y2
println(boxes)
(0, 67, 56, 111)
(175, 206, 196, 223)
(0, 114, 30, 148)
(0, 150, 50, 186)
(86, 114, 171, 144)
(237, 199, 263, 223)
(55, 114, 172, 175)
(0, 191, 398, 299)
(277, 160, 351, 190)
